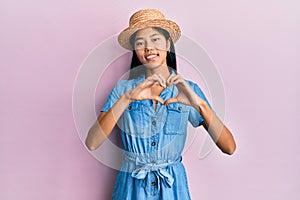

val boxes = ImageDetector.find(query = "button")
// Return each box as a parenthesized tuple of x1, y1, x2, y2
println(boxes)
(151, 141, 156, 146)
(128, 106, 132, 110)
(178, 107, 182, 111)
(151, 181, 157, 186)
(152, 121, 156, 126)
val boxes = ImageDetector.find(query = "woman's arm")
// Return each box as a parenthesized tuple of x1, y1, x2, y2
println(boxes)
(166, 74, 236, 155)
(85, 94, 131, 151)
(85, 74, 166, 151)
(196, 100, 236, 155)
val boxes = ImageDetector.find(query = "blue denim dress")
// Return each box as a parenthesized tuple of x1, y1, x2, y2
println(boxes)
(101, 74, 212, 200)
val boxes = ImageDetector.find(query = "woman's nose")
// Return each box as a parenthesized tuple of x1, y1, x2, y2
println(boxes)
(144, 41, 154, 51)
(145, 47, 153, 52)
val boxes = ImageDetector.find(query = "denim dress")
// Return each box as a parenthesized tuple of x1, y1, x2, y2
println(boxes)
(101, 74, 212, 200)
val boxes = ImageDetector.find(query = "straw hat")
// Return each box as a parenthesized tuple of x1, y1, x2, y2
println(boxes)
(118, 9, 181, 50)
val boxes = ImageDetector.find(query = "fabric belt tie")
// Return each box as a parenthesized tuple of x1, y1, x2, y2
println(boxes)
(124, 152, 182, 188)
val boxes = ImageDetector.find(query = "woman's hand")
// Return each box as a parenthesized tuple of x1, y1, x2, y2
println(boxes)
(125, 74, 166, 104)
(165, 74, 202, 108)
(166, 74, 236, 155)
(125, 73, 205, 108)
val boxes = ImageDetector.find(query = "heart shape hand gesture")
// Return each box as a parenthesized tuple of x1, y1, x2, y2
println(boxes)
(126, 73, 202, 107)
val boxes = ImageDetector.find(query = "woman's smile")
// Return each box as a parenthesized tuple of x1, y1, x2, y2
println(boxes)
(145, 53, 159, 61)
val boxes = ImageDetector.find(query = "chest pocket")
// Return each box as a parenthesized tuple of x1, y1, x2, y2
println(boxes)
(164, 103, 189, 135)
(122, 101, 151, 137)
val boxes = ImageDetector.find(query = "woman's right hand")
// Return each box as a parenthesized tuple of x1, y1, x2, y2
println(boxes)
(125, 74, 166, 104)
(86, 74, 167, 151)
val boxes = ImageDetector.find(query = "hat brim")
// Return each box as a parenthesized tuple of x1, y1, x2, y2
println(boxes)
(117, 19, 181, 50)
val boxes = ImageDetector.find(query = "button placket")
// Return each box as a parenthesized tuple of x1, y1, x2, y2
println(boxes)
(150, 134, 158, 152)
(151, 116, 158, 133)
(149, 114, 158, 163)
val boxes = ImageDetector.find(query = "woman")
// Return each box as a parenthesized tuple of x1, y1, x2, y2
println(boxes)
(85, 9, 236, 200)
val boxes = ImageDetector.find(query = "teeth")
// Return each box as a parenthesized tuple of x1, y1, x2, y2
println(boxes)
(147, 54, 157, 59)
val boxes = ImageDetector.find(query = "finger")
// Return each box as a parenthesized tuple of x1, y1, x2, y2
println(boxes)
(149, 74, 166, 88)
(168, 75, 181, 87)
(157, 74, 166, 88)
(147, 74, 163, 87)
(146, 75, 157, 84)
(156, 75, 164, 88)
(164, 97, 178, 106)
(172, 77, 184, 85)
(166, 74, 174, 84)
(151, 96, 165, 104)
(166, 74, 176, 87)
(142, 79, 156, 89)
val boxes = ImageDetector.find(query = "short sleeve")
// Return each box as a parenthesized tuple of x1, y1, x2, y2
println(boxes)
(100, 83, 121, 112)
(187, 81, 214, 127)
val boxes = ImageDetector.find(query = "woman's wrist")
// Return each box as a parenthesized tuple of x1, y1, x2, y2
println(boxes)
(122, 92, 133, 104)
(194, 98, 209, 114)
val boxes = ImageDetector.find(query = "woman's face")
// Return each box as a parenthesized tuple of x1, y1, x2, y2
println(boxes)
(133, 27, 170, 69)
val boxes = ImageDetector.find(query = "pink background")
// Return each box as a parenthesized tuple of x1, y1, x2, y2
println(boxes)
(1, 1, 299, 200)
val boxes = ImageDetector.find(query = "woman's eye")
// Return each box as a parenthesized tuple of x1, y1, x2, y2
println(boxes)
(135, 41, 143, 46)
(153, 38, 160, 42)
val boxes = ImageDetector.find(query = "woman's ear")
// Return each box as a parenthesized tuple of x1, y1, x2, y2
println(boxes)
(166, 38, 171, 52)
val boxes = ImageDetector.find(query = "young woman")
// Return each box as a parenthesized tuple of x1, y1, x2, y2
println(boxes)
(85, 9, 236, 200)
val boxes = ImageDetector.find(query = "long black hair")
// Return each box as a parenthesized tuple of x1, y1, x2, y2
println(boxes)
(128, 27, 177, 79)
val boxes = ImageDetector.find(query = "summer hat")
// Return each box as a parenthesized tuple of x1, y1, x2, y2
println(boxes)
(117, 9, 181, 50)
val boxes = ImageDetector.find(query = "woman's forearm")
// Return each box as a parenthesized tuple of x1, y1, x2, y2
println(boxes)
(85, 94, 131, 151)
(196, 100, 236, 155)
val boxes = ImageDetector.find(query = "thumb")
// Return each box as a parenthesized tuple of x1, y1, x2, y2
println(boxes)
(151, 96, 165, 104)
(164, 97, 178, 106)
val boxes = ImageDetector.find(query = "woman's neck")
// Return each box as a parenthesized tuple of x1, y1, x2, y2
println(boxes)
(145, 65, 171, 80)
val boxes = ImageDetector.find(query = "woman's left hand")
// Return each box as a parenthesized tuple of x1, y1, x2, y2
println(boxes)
(166, 74, 237, 155)
(165, 74, 202, 108)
